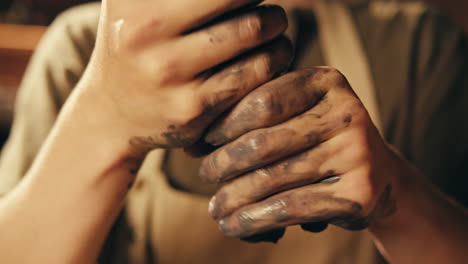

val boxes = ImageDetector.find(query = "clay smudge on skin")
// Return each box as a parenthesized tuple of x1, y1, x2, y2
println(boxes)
(211, 157, 343, 219)
(130, 88, 242, 151)
(371, 184, 397, 218)
(207, 68, 329, 146)
(209, 192, 228, 218)
(319, 174, 341, 185)
(216, 128, 297, 181)
(343, 115, 352, 124)
(221, 191, 366, 237)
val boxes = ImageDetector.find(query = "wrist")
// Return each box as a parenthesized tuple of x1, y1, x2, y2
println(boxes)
(26, 73, 147, 194)
(369, 148, 425, 230)
(1, 75, 148, 263)
(368, 147, 468, 263)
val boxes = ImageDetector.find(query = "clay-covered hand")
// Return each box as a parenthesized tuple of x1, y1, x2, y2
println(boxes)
(77, 0, 293, 153)
(199, 67, 401, 241)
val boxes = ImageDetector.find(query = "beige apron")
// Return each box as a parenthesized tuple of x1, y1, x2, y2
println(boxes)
(124, 2, 382, 263)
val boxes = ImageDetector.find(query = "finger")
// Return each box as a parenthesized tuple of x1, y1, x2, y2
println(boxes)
(199, 86, 362, 183)
(190, 37, 293, 131)
(217, 183, 364, 238)
(158, 0, 266, 35)
(208, 128, 367, 219)
(153, 5, 288, 82)
(205, 68, 332, 146)
(110, 0, 265, 44)
(208, 139, 340, 219)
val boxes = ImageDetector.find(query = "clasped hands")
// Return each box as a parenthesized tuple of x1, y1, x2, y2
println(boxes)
(82, 0, 403, 242)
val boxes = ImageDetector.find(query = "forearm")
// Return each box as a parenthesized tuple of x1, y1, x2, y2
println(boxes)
(370, 157, 468, 264)
(0, 79, 140, 263)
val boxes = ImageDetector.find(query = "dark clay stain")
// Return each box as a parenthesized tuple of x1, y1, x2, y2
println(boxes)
(220, 164, 394, 241)
(184, 140, 218, 158)
(300, 222, 328, 233)
(241, 228, 286, 244)
(282, 152, 309, 171)
(335, 72, 351, 89)
(198, 92, 239, 125)
(162, 130, 197, 148)
(319, 175, 341, 185)
(129, 130, 195, 150)
(343, 115, 352, 124)
(210, 192, 228, 219)
(304, 131, 321, 146)
(232, 191, 367, 238)
(219, 129, 297, 181)
(133, 88, 243, 150)
(129, 168, 138, 176)
(207, 68, 331, 148)
(225, 140, 257, 160)
(129, 136, 166, 151)
(205, 130, 230, 147)
(127, 179, 135, 189)
(371, 184, 396, 218)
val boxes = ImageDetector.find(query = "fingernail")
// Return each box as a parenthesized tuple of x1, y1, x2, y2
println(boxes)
(218, 218, 230, 234)
(208, 196, 216, 215)
(198, 154, 222, 183)
(218, 217, 240, 237)
(198, 157, 214, 182)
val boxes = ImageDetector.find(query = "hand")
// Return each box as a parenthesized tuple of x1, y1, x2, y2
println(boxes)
(77, 0, 292, 152)
(199, 67, 401, 241)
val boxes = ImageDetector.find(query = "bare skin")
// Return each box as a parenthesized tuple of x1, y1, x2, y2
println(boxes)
(0, 0, 293, 263)
(0, 0, 467, 264)
(200, 67, 398, 236)
(95, 0, 293, 152)
(199, 68, 468, 263)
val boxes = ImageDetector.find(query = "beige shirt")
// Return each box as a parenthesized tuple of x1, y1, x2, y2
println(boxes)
(1, 1, 467, 263)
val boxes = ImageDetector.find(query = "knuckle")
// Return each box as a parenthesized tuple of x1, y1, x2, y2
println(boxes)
(349, 131, 372, 161)
(245, 132, 269, 157)
(337, 99, 369, 128)
(311, 67, 349, 91)
(269, 198, 293, 223)
(201, 88, 238, 113)
(254, 53, 274, 81)
(124, 17, 163, 50)
(324, 67, 347, 85)
(253, 89, 277, 113)
(253, 168, 277, 189)
(150, 56, 182, 85)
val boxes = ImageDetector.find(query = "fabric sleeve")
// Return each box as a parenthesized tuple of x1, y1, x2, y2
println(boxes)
(0, 3, 100, 196)
(408, 10, 468, 206)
